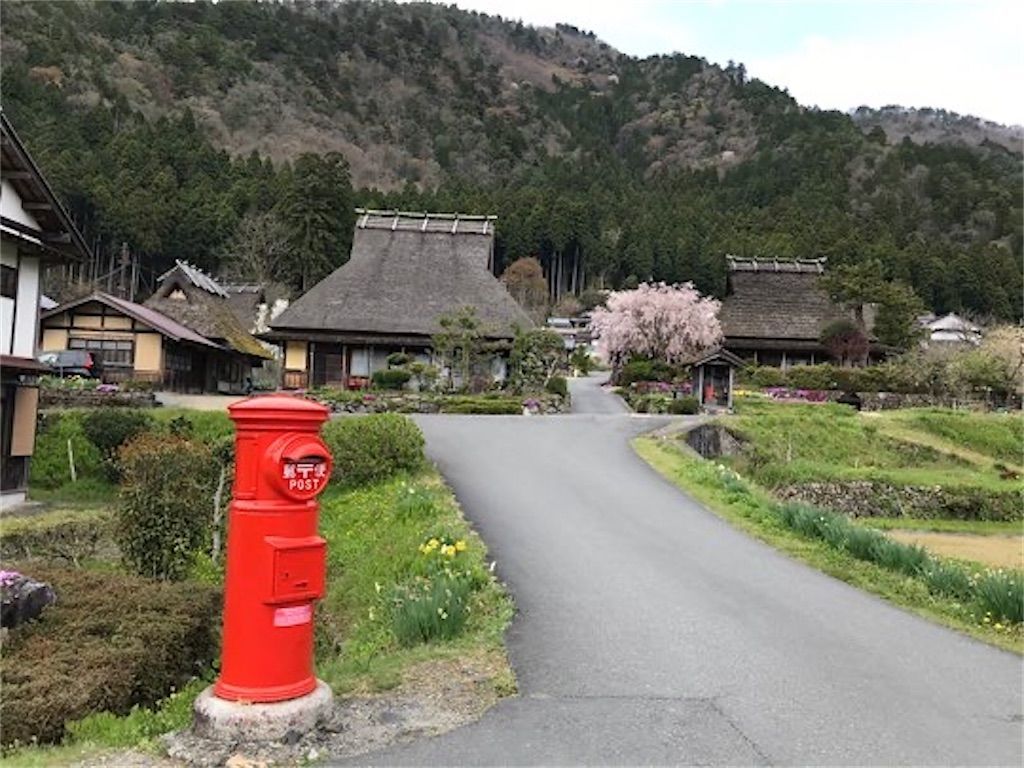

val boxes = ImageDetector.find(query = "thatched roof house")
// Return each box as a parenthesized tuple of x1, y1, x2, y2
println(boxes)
(719, 256, 861, 367)
(138, 261, 270, 391)
(266, 210, 533, 389)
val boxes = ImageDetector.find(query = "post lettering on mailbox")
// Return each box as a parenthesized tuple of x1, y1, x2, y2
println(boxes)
(282, 458, 328, 494)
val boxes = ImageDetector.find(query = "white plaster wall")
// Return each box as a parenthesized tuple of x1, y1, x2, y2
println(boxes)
(12, 254, 39, 358)
(1, 179, 40, 231)
(1, 239, 17, 355)
(1, 238, 41, 358)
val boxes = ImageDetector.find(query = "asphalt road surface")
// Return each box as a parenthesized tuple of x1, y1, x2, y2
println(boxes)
(344, 375, 1023, 766)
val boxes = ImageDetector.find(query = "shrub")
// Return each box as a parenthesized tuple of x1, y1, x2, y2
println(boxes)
(0, 509, 114, 566)
(151, 410, 234, 445)
(372, 369, 412, 390)
(975, 570, 1024, 624)
(117, 434, 219, 580)
(0, 567, 219, 748)
(510, 329, 565, 392)
(669, 396, 700, 415)
(81, 408, 154, 480)
(31, 412, 104, 488)
(545, 375, 568, 398)
(619, 358, 678, 386)
(386, 352, 411, 368)
(322, 414, 425, 487)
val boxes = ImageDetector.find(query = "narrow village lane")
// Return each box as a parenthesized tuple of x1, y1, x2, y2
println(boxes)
(341, 375, 1023, 765)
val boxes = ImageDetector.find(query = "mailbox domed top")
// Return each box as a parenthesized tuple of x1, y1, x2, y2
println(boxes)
(228, 394, 329, 427)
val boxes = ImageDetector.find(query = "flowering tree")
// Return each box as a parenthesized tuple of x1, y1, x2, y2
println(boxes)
(590, 282, 722, 368)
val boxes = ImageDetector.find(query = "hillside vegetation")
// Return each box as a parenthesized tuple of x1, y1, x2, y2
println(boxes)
(2, 1, 1021, 319)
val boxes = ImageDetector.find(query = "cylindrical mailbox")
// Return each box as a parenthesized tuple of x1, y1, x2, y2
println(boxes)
(214, 394, 332, 703)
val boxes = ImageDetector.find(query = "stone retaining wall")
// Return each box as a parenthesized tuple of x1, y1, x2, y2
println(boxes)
(39, 390, 158, 409)
(776, 481, 1022, 521)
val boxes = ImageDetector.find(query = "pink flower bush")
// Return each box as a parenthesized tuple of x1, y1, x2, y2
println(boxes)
(591, 282, 722, 368)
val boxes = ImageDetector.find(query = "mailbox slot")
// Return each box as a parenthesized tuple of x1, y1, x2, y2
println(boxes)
(265, 536, 326, 604)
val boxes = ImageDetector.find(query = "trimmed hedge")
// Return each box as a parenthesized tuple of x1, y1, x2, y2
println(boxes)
(322, 414, 425, 487)
(0, 509, 114, 566)
(0, 567, 220, 748)
(372, 369, 412, 390)
(440, 399, 522, 415)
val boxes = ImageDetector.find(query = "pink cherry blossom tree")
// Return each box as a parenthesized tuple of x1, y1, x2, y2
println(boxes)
(590, 282, 722, 369)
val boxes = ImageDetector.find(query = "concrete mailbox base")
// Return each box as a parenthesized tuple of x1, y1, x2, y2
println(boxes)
(191, 681, 334, 742)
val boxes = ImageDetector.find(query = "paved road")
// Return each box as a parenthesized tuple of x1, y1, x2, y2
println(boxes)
(345, 376, 1023, 765)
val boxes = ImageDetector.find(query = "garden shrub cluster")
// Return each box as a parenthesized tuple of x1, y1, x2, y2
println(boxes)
(117, 434, 220, 580)
(322, 414, 425, 487)
(742, 353, 1021, 402)
(0, 566, 220, 749)
(372, 369, 412, 390)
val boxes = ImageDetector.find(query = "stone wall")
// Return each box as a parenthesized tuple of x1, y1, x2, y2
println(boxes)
(776, 481, 1022, 521)
(684, 423, 745, 459)
(39, 390, 158, 409)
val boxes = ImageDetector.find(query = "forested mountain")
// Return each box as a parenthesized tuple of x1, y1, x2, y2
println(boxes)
(2, 0, 1021, 320)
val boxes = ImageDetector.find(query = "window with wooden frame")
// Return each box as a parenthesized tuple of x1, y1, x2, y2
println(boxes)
(68, 337, 134, 368)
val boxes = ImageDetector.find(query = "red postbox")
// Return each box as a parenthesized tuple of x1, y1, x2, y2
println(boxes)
(214, 394, 332, 703)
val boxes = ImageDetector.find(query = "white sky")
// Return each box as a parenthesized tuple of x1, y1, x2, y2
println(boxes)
(420, 0, 1024, 126)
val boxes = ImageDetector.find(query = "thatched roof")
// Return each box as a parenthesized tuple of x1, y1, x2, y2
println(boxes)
(220, 282, 266, 332)
(719, 256, 847, 342)
(145, 262, 271, 359)
(271, 212, 533, 340)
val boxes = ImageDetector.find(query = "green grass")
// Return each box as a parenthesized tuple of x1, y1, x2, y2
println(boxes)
(854, 517, 1023, 535)
(725, 399, 1020, 491)
(0, 678, 208, 768)
(897, 408, 1024, 465)
(633, 436, 1023, 653)
(314, 469, 514, 694)
(4, 467, 513, 764)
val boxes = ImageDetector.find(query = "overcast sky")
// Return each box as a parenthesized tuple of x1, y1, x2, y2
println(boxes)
(422, 0, 1023, 126)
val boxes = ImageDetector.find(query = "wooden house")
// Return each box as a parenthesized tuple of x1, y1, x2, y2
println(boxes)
(718, 256, 880, 368)
(1, 111, 90, 505)
(144, 261, 271, 391)
(265, 210, 533, 389)
(40, 291, 237, 392)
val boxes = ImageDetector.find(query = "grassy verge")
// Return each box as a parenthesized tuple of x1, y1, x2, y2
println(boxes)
(634, 436, 1023, 653)
(854, 517, 1022, 535)
(725, 398, 1019, 491)
(316, 469, 515, 695)
(3, 466, 513, 765)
